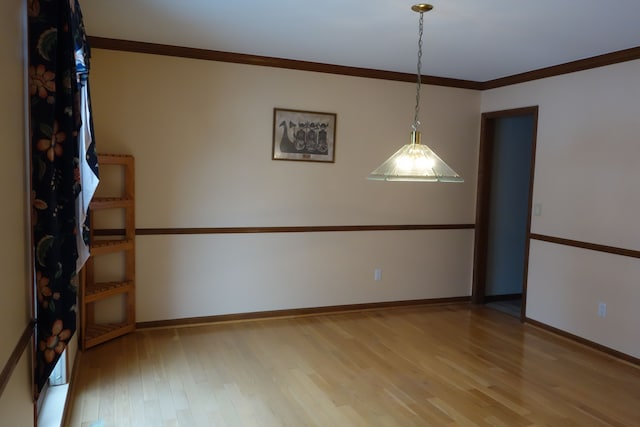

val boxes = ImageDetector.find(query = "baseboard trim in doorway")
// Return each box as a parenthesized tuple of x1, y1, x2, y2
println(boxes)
(525, 317, 640, 366)
(484, 293, 522, 302)
(136, 297, 471, 330)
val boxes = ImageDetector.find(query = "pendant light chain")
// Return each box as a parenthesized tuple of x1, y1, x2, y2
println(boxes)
(412, 10, 424, 132)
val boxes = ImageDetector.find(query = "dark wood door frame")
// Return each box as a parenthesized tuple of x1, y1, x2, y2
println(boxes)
(472, 106, 539, 322)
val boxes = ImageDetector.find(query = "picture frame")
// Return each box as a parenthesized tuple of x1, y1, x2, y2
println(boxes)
(272, 108, 337, 163)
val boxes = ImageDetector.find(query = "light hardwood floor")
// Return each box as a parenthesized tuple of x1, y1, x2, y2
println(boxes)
(65, 304, 640, 426)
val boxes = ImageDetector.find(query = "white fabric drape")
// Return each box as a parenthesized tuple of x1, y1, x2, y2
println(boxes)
(75, 82, 99, 272)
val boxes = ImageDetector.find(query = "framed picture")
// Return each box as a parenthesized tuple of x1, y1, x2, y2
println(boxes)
(272, 108, 337, 162)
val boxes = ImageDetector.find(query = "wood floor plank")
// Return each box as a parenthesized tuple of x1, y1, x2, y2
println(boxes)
(64, 305, 640, 426)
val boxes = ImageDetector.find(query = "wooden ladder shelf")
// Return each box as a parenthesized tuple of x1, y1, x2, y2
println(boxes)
(80, 154, 136, 350)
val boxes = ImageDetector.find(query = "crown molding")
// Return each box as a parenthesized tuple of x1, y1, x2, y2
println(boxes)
(483, 46, 640, 89)
(87, 37, 640, 91)
(87, 36, 482, 90)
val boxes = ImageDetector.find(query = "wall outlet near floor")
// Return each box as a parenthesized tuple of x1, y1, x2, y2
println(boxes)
(374, 268, 382, 281)
(598, 302, 607, 318)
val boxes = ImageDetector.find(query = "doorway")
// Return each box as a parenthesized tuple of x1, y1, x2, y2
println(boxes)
(472, 106, 538, 320)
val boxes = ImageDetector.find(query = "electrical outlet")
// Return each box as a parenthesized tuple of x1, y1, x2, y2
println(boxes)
(598, 302, 607, 318)
(374, 268, 382, 281)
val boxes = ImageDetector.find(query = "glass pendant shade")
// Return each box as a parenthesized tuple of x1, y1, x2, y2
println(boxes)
(367, 131, 463, 182)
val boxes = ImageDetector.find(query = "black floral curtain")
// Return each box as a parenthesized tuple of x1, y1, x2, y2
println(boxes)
(28, 0, 98, 397)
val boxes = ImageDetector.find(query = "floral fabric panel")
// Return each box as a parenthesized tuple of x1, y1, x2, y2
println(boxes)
(28, 0, 98, 398)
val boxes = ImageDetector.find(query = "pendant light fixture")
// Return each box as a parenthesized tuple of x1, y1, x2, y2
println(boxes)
(367, 4, 463, 182)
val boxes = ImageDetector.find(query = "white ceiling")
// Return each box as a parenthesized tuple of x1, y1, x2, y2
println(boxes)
(80, 0, 640, 82)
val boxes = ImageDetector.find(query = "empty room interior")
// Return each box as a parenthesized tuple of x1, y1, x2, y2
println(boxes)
(2, 0, 640, 426)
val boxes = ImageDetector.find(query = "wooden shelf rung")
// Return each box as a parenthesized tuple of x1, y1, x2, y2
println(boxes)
(97, 153, 134, 166)
(84, 322, 135, 349)
(90, 197, 134, 209)
(85, 280, 134, 302)
(90, 239, 134, 256)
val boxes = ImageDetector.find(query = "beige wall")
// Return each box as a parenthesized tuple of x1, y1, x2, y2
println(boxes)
(0, 0, 34, 425)
(482, 60, 640, 358)
(90, 49, 481, 322)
